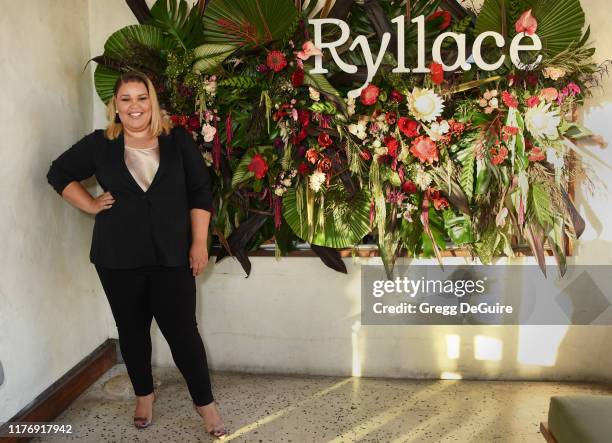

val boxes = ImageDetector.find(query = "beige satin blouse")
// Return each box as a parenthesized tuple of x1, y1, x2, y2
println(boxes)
(124, 145, 160, 191)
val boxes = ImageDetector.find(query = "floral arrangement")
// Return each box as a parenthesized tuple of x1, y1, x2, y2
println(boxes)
(93, 0, 606, 277)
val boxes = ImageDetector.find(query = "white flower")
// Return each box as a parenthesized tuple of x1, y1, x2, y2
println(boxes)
(428, 120, 450, 141)
(408, 88, 445, 122)
(414, 169, 432, 190)
(348, 122, 367, 140)
(202, 151, 213, 166)
(309, 87, 320, 102)
(546, 147, 565, 170)
(525, 102, 561, 139)
(346, 96, 356, 117)
(274, 187, 286, 197)
(374, 145, 388, 156)
(201, 123, 217, 142)
(309, 170, 326, 192)
(204, 78, 217, 96)
(282, 178, 292, 187)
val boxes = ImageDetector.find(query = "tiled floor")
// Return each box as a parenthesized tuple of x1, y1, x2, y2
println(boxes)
(32, 364, 612, 442)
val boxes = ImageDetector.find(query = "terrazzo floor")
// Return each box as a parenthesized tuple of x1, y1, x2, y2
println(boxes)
(31, 364, 612, 443)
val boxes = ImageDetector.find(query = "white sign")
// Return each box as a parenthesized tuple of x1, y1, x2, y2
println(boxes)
(309, 15, 543, 98)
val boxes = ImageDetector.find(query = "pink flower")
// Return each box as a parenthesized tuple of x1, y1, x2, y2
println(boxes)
(410, 136, 439, 164)
(540, 87, 559, 102)
(515, 9, 538, 35)
(567, 82, 581, 96)
(295, 41, 323, 61)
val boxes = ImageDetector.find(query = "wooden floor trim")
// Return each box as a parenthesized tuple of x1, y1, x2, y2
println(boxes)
(540, 421, 559, 443)
(0, 339, 117, 443)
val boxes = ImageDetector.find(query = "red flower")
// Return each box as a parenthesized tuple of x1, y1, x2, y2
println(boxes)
(360, 84, 380, 106)
(318, 156, 332, 172)
(248, 154, 269, 179)
(298, 162, 310, 175)
(410, 136, 439, 164)
(449, 119, 466, 135)
(502, 91, 518, 108)
(306, 147, 319, 164)
(390, 90, 405, 103)
(291, 68, 304, 87)
(526, 96, 541, 108)
(385, 112, 397, 125)
(298, 109, 310, 127)
(430, 62, 444, 85)
(433, 195, 449, 210)
(502, 126, 519, 142)
(528, 146, 546, 162)
(318, 133, 333, 148)
(490, 145, 509, 165)
(384, 136, 400, 158)
(292, 128, 308, 144)
(266, 50, 287, 73)
(187, 114, 200, 131)
(398, 117, 420, 138)
(402, 180, 417, 194)
(427, 10, 451, 30)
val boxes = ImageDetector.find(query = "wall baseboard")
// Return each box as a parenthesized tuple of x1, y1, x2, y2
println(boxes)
(0, 339, 117, 443)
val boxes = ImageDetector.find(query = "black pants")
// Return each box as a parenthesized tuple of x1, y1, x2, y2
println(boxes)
(95, 265, 214, 406)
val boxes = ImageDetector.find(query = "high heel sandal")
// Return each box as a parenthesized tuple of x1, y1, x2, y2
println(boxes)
(133, 390, 157, 429)
(193, 402, 229, 439)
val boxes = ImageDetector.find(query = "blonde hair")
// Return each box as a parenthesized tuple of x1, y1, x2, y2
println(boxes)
(104, 71, 173, 140)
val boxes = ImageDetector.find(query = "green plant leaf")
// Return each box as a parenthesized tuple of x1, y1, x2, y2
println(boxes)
(149, 0, 206, 50)
(283, 183, 371, 249)
(231, 145, 272, 189)
(104, 24, 175, 61)
(202, 0, 299, 48)
(529, 181, 553, 228)
(94, 65, 121, 104)
(192, 43, 238, 73)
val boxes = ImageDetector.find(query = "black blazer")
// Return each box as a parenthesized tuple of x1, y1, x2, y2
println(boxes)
(46, 126, 213, 269)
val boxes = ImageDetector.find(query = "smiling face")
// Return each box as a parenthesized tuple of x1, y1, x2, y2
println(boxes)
(114, 81, 152, 133)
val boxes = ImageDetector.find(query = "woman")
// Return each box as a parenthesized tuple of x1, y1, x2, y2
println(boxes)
(46, 71, 228, 438)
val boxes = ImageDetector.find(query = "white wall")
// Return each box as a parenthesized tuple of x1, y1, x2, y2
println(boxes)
(2, 1, 610, 424)
(0, 0, 112, 421)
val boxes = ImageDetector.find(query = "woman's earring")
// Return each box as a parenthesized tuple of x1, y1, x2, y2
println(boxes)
(114, 110, 120, 123)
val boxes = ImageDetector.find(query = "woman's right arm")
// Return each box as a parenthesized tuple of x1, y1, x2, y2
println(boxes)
(47, 132, 114, 215)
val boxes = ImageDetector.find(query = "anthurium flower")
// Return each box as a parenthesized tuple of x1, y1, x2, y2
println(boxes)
(295, 41, 323, 61)
(410, 136, 439, 164)
(398, 117, 419, 137)
(430, 62, 444, 85)
(266, 50, 287, 72)
(360, 84, 380, 106)
(515, 9, 537, 35)
(248, 154, 269, 179)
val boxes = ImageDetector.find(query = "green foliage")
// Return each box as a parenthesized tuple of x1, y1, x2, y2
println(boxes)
(529, 182, 553, 228)
(149, 0, 206, 50)
(192, 43, 238, 73)
(218, 76, 261, 89)
(443, 211, 474, 246)
(474, 224, 500, 264)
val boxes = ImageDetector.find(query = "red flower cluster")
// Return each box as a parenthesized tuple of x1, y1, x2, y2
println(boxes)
(402, 180, 417, 194)
(490, 145, 509, 165)
(248, 154, 269, 179)
(390, 90, 405, 103)
(170, 114, 200, 131)
(429, 189, 449, 210)
(528, 146, 546, 162)
(384, 135, 399, 158)
(292, 68, 304, 87)
(427, 10, 452, 30)
(318, 133, 333, 148)
(502, 91, 519, 108)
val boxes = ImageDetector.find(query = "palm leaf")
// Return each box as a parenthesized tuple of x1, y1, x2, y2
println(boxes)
(193, 43, 238, 73)
(149, 0, 207, 50)
(202, 0, 299, 48)
(475, 0, 585, 58)
(94, 65, 121, 104)
(283, 184, 371, 249)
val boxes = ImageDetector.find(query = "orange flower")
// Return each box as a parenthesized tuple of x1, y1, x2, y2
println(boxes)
(410, 136, 439, 164)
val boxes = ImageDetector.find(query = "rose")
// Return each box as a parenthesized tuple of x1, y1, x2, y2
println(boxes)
(318, 133, 333, 148)
(306, 148, 319, 164)
(360, 84, 380, 106)
(384, 136, 399, 158)
(248, 154, 269, 179)
(402, 180, 417, 194)
(385, 112, 397, 125)
(398, 117, 420, 138)
(318, 156, 332, 172)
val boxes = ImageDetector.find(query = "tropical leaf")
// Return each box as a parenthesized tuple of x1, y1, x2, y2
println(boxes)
(283, 183, 371, 249)
(303, 68, 347, 115)
(457, 144, 475, 203)
(126, 0, 153, 24)
(310, 244, 348, 274)
(218, 76, 261, 89)
(192, 43, 238, 73)
(94, 65, 121, 104)
(231, 145, 273, 189)
(202, 0, 299, 48)
(528, 182, 553, 228)
(443, 211, 474, 245)
(149, 0, 206, 50)
(104, 24, 175, 61)
(475, 0, 586, 58)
